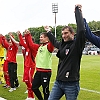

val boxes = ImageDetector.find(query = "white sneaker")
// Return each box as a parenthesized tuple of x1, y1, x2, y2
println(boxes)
(9, 88, 16, 92)
(24, 90, 28, 93)
(25, 97, 35, 100)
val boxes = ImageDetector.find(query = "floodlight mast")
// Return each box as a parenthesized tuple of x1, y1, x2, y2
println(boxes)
(52, 3, 58, 38)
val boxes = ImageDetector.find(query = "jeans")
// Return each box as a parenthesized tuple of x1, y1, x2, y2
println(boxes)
(48, 80, 80, 100)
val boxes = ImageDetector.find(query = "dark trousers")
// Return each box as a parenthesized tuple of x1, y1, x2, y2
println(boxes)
(8, 62, 19, 88)
(32, 71, 51, 100)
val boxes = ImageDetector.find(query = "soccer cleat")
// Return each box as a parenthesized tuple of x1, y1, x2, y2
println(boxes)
(6, 85, 10, 88)
(3, 84, 10, 88)
(9, 88, 16, 92)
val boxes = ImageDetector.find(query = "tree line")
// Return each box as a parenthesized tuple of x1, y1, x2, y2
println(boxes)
(5, 20, 100, 44)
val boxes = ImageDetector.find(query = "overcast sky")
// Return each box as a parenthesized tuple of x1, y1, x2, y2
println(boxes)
(0, 0, 99, 35)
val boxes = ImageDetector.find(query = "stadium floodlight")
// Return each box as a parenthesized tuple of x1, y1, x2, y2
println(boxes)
(52, 3, 58, 38)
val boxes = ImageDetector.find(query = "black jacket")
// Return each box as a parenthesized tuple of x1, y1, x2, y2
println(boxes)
(47, 6, 85, 81)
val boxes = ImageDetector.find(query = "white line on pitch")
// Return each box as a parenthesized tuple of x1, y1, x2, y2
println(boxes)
(18, 75, 100, 94)
(81, 88, 100, 94)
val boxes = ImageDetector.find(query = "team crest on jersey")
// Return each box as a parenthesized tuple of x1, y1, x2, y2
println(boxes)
(65, 72, 69, 78)
(65, 49, 69, 55)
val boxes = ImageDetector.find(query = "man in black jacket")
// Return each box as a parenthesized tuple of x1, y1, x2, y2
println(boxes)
(44, 4, 85, 100)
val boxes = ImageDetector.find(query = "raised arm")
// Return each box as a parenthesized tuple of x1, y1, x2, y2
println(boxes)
(75, 5, 85, 36)
(17, 31, 28, 49)
(0, 35, 3, 44)
(84, 19, 100, 48)
(44, 26, 61, 49)
(9, 33, 19, 47)
(24, 30, 39, 51)
(1, 35, 9, 49)
(47, 42, 54, 53)
(74, 4, 86, 50)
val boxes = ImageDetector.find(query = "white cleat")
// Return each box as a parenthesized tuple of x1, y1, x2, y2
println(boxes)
(9, 88, 16, 92)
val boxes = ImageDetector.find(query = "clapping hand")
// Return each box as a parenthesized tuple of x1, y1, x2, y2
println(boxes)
(44, 26, 51, 32)
(75, 4, 82, 12)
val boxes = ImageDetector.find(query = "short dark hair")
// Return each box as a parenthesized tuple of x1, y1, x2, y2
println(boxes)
(62, 26, 74, 34)
(40, 32, 48, 37)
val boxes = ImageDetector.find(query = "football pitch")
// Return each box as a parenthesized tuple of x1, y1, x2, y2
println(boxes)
(0, 55, 100, 100)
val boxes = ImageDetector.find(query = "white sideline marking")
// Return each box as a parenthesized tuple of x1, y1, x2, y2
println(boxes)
(18, 75, 100, 94)
(81, 88, 100, 94)
(0, 97, 6, 100)
(50, 82, 100, 94)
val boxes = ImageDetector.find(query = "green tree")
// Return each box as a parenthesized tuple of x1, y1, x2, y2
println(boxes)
(68, 23, 77, 33)
(5, 32, 19, 41)
(56, 25, 64, 41)
(4, 20, 100, 44)
(28, 26, 45, 44)
(88, 20, 100, 31)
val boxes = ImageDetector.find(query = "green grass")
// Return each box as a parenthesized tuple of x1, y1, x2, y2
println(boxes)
(0, 55, 100, 100)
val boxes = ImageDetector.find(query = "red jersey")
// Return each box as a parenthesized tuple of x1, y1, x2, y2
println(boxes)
(25, 34, 39, 61)
(2, 37, 18, 63)
(19, 34, 35, 68)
